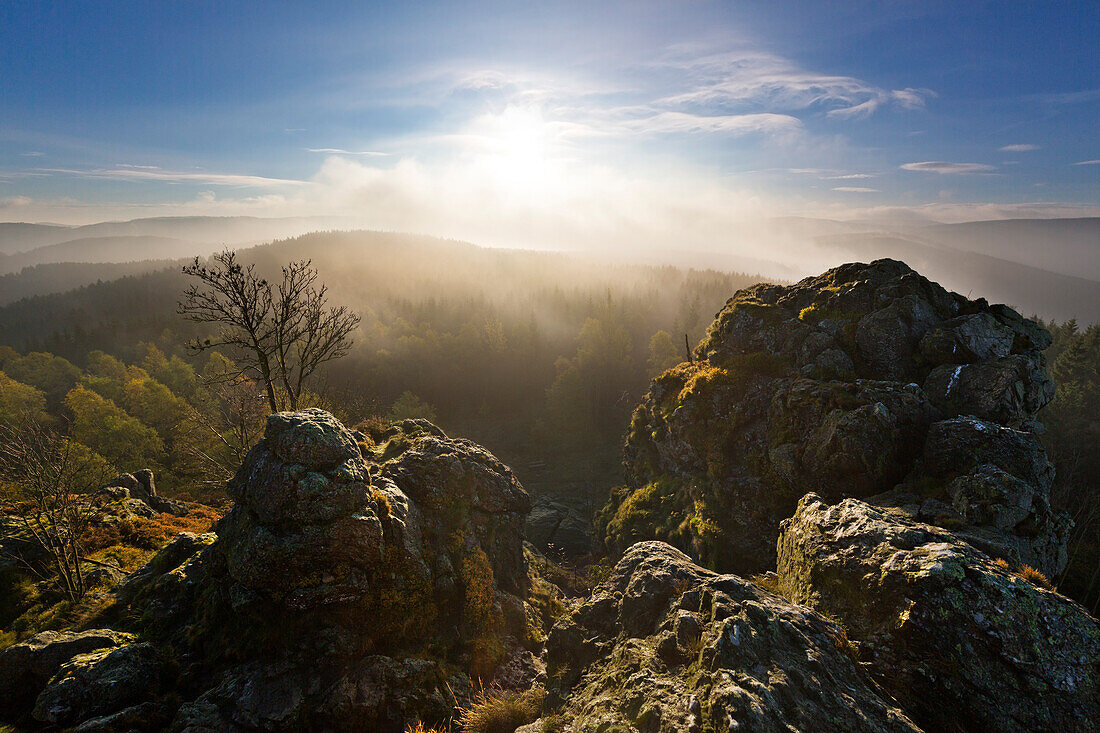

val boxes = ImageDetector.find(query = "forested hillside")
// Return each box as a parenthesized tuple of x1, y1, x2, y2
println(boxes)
(0, 231, 762, 502)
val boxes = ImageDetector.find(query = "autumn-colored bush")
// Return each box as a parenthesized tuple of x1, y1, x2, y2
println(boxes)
(119, 505, 223, 549)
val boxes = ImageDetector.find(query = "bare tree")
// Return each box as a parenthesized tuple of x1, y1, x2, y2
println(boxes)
(0, 419, 111, 602)
(178, 250, 361, 412)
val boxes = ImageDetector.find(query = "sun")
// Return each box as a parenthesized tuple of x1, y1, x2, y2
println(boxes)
(470, 106, 565, 199)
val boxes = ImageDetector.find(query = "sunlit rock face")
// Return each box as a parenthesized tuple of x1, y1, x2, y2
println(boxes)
(600, 258, 1067, 577)
(543, 541, 923, 733)
(778, 493, 1100, 732)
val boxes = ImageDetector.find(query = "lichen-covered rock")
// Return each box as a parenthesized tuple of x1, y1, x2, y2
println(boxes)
(116, 531, 216, 631)
(777, 494, 1100, 732)
(32, 642, 165, 726)
(601, 259, 1066, 577)
(0, 629, 134, 716)
(164, 412, 532, 731)
(544, 541, 921, 732)
(880, 415, 1070, 575)
(104, 468, 189, 517)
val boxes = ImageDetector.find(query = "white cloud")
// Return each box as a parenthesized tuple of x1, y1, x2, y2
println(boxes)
(621, 111, 803, 137)
(656, 50, 932, 121)
(900, 161, 996, 174)
(823, 173, 875, 180)
(832, 187, 878, 193)
(305, 148, 390, 156)
(999, 144, 1040, 152)
(1073, 159, 1100, 165)
(39, 167, 305, 188)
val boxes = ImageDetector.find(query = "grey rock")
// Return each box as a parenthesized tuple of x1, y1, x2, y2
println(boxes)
(919, 312, 1015, 364)
(33, 642, 164, 726)
(603, 258, 1067, 580)
(778, 493, 1100, 733)
(545, 541, 921, 732)
(264, 408, 361, 470)
(525, 495, 595, 557)
(0, 629, 133, 716)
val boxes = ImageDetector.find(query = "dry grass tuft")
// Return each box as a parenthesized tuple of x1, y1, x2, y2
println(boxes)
(457, 685, 544, 733)
(405, 723, 448, 733)
(994, 558, 1054, 590)
(1016, 564, 1053, 590)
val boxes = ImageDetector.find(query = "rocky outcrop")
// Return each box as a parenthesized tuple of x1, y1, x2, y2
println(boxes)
(600, 259, 1067, 577)
(543, 541, 921, 732)
(103, 469, 189, 517)
(32, 641, 166, 727)
(158, 412, 533, 730)
(0, 629, 134, 716)
(525, 495, 596, 557)
(0, 411, 538, 731)
(778, 494, 1100, 732)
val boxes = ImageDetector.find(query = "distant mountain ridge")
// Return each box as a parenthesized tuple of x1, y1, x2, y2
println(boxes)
(0, 236, 197, 275)
(0, 215, 1097, 323)
(815, 231, 1100, 323)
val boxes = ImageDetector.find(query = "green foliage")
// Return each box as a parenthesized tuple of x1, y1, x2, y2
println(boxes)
(647, 329, 683, 375)
(2, 351, 82, 408)
(64, 384, 164, 471)
(0, 370, 48, 425)
(390, 390, 438, 422)
(1041, 319, 1100, 612)
(600, 477, 686, 551)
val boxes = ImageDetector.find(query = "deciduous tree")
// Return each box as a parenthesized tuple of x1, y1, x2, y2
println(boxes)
(178, 250, 361, 412)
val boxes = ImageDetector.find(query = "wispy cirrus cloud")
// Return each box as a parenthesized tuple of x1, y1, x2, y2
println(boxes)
(38, 166, 305, 187)
(832, 186, 878, 192)
(900, 161, 996, 174)
(653, 48, 932, 120)
(1073, 159, 1100, 166)
(305, 148, 390, 156)
(618, 111, 803, 136)
(999, 144, 1039, 152)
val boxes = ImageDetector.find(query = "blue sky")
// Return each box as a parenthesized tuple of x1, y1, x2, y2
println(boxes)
(1, 0, 1098, 240)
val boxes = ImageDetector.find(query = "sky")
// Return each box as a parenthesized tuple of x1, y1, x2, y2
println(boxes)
(1, 0, 1098, 248)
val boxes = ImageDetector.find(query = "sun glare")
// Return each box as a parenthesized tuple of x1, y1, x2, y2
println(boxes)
(471, 106, 566, 200)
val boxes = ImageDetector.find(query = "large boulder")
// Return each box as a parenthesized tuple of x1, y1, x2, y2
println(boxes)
(600, 259, 1067, 577)
(778, 494, 1100, 732)
(0, 629, 133, 717)
(1, 411, 538, 732)
(543, 541, 921, 732)
(32, 641, 166, 727)
(104, 469, 189, 517)
(168, 411, 533, 731)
